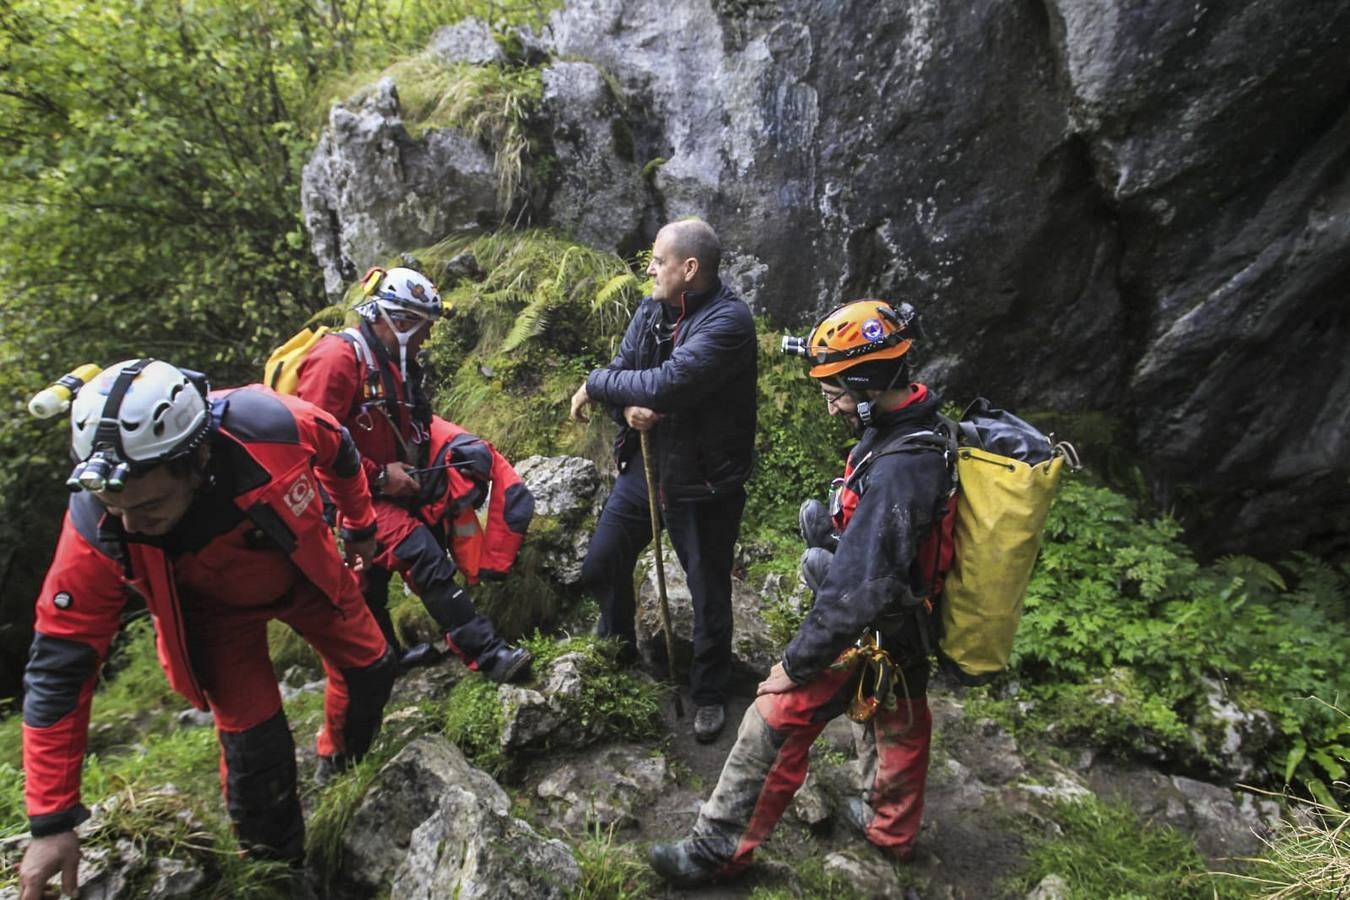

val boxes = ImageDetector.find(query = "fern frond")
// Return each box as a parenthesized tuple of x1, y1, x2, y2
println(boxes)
(500, 298, 555, 353)
(1214, 555, 1287, 591)
(594, 273, 638, 310)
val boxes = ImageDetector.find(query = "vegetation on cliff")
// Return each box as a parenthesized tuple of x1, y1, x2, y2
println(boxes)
(0, 2, 1345, 897)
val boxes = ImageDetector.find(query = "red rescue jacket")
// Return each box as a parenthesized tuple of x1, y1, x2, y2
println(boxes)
(421, 417, 534, 582)
(21, 387, 375, 835)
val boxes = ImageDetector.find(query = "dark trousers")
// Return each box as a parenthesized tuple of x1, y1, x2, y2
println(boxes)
(582, 465, 745, 707)
(364, 524, 503, 664)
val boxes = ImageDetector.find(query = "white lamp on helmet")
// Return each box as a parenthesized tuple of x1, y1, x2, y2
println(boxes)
(68, 359, 210, 492)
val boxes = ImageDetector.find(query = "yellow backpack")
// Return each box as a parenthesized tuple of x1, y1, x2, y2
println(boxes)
(936, 400, 1079, 683)
(264, 326, 334, 394)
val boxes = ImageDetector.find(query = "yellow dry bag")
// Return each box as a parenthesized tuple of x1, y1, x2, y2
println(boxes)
(937, 400, 1078, 684)
(263, 326, 333, 394)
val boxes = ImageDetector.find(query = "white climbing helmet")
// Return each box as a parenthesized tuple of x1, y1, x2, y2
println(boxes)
(358, 266, 443, 323)
(68, 359, 210, 492)
(356, 266, 444, 379)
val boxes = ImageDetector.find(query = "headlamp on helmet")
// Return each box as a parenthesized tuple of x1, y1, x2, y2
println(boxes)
(66, 359, 210, 492)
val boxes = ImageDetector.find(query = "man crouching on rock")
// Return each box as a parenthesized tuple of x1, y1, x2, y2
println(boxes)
(650, 299, 949, 886)
(19, 359, 395, 898)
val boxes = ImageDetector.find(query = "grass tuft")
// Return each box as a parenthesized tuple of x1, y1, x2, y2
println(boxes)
(572, 820, 658, 899)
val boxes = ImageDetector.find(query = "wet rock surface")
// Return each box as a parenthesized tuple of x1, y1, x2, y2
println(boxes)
(301, 2, 1350, 556)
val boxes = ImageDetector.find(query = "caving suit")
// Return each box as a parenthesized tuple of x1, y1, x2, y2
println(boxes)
(295, 323, 533, 667)
(22, 386, 394, 859)
(686, 385, 951, 870)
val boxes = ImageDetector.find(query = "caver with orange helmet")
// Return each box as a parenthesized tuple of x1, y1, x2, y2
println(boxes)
(652, 296, 945, 887)
(784, 299, 923, 426)
(805, 299, 921, 387)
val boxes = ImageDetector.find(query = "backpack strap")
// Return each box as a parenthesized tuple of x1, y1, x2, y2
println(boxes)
(851, 418, 960, 655)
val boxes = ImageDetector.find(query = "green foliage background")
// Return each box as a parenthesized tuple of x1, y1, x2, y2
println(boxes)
(0, 2, 1345, 896)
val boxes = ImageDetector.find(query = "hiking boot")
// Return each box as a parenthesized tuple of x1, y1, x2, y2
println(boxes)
(839, 797, 915, 862)
(693, 703, 725, 743)
(396, 641, 444, 673)
(798, 498, 839, 551)
(480, 645, 533, 684)
(649, 840, 724, 888)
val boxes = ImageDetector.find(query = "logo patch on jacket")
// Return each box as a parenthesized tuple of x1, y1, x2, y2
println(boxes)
(284, 475, 316, 518)
(53, 591, 73, 610)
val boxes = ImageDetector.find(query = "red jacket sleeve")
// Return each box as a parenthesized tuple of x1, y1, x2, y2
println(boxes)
(23, 509, 128, 835)
(478, 442, 535, 579)
(275, 391, 376, 534)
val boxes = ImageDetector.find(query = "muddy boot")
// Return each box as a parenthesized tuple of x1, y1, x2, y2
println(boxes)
(479, 644, 533, 684)
(396, 641, 444, 673)
(649, 840, 725, 887)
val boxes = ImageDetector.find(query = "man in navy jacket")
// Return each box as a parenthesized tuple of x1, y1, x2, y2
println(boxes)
(570, 219, 757, 742)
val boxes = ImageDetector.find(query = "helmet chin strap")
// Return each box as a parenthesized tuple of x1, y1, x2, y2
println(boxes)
(377, 306, 427, 381)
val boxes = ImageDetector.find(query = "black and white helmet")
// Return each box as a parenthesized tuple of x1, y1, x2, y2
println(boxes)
(355, 266, 444, 379)
(357, 266, 443, 324)
(68, 359, 210, 492)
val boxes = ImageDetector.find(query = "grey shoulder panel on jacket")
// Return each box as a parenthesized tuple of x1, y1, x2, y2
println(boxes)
(214, 389, 300, 444)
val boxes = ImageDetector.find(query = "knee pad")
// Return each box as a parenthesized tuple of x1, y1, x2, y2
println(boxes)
(218, 710, 303, 860)
(799, 546, 835, 595)
(798, 499, 839, 552)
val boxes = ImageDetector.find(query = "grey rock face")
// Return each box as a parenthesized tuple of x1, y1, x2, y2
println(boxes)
(541, 61, 653, 253)
(335, 736, 579, 899)
(301, 77, 498, 297)
(535, 744, 671, 830)
(822, 850, 912, 900)
(514, 455, 603, 584)
(515, 455, 601, 520)
(1083, 761, 1279, 862)
(300, 0, 1350, 554)
(1189, 676, 1276, 780)
(428, 18, 506, 66)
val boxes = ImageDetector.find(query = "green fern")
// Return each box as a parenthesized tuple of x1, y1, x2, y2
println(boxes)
(499, 298, 555, 352)
(593, 272, 638, 310)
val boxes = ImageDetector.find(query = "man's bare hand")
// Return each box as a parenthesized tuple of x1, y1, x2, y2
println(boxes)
(570, 382, 593, 423)
(19, 830, 80, 900)
(756, 662, 797, 696)
(623, 406, 663, 432)
(381, 462, 419, 498)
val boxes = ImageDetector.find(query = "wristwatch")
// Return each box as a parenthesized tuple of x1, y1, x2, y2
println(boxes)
(372, 466, 389, 493)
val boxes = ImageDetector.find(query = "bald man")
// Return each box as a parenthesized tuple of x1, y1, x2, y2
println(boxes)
(570, 219, 757, 742)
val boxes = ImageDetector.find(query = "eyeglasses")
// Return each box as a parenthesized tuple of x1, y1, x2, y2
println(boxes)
(820, 389, 848, 409)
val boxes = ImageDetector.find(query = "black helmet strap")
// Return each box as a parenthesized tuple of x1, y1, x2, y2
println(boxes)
(90, 358, 152, 462)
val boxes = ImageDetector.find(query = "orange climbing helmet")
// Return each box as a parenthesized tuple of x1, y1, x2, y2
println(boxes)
(802, 299, 921, 387)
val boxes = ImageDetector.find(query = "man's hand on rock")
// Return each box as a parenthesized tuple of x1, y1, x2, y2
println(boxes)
(19, 830, 80, 900)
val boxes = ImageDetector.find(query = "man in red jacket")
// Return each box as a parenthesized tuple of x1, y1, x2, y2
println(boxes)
(296, 266, 531, 683)
(19, 360, 394, 899)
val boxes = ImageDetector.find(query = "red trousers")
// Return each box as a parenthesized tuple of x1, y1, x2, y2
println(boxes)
(691, 653, 931, 871)
(180, 554, 392, 858)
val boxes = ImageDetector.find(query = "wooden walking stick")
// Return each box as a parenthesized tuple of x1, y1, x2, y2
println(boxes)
(640, 430, 684, 717)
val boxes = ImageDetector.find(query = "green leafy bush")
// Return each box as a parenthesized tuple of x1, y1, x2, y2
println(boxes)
(1008, 479, 1350, 798)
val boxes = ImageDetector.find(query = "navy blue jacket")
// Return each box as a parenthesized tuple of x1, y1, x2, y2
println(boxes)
(586, 280, 757, 500)
(782, 390, 949, 684)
